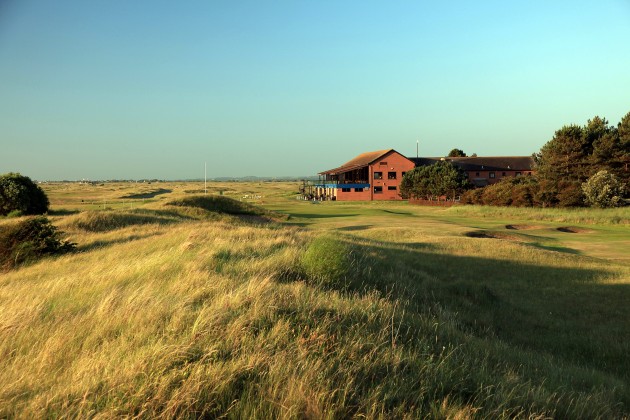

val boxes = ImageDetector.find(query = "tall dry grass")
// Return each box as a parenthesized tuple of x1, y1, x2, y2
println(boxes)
(1, 199, 629, 417)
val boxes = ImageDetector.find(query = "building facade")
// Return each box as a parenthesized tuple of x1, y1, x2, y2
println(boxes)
(410, 156, 535, 187)
(316, 149, 416, 201)
(314, 150, 535, 201)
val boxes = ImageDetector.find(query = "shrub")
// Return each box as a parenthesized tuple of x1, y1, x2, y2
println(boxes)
(0, 217, 75, 270)
(481, 180, 513, 206)
(461, 188, 484, 204)
(300, 236, 350, 289)
(582, 170, 625, 208)
(0, 173, 49, 216)
(462, 177, 539, 207)
(556, 180, 585, 207)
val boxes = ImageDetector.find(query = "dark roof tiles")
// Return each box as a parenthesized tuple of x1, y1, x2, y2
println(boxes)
(319, 149, 395, 175)
(409, 156, 534, 171)
(321, 151, 535, 176)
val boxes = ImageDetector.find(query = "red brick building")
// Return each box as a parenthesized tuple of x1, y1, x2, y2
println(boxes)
(314, 150, 535, 201)
(410, 156, 535, 187)
(316, 149, 415, 201)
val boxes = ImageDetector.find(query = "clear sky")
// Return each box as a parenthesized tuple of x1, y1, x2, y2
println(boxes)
(1, 0, 629, 180)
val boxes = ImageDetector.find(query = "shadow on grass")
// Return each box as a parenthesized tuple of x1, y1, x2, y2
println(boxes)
(78, 232, 161, 252)
(528, 242, 582, 255)
(335, 236, 630, 381)
(292, 213, 359, 219)
(48, 208, 81, 216)
(338, 225, 373, 231)
(382, 209, 413, 216)
(120, 188, 172, 199)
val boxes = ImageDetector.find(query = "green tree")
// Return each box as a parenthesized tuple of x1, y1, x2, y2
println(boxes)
(0, 173, 49, 216)
(582, 170, 625, 208)
(535, 124, 590, 184)
(534, 115, 628, 206)
(401, 161, 470, 200)
(447, 148, 467, 157)
(614, 111, 630, 189)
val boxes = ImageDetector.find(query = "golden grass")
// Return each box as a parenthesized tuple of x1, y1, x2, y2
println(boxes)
(1, 183, 629, 417)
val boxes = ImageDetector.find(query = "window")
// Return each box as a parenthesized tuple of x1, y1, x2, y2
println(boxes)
(489, 172, 495, 179)
(341, 188, 351, 192)
(515, 172, 522, 177)
(354, 187, 363, 192)
(374, 172, 383, 179)
(388, 172, 396, 179)
(374, 186, 383, 194)
(387, 186, 397, 191)
(502, 172, 506, 176)
(379, 161, 388, 166)
(402, 172, 406, 177)
(475, 172, 480, 177)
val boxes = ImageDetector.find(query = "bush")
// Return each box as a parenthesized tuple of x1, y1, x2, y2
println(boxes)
(481, 180, 513, 206)
(582, 170, 625, 208)
(0, 217, 75, 270)
(556, 180, 585, 207)
(0, 173, 49, 216)
(461, 188, 484, 205)
(465, 177, 539, 207)
(300, 236, 350, 289)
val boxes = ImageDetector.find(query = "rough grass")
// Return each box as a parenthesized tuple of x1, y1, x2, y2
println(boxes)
(167, 195, 268, 216)
(446, 204, 630, 225)
(59, 209, 183, 232)
(1, 184, 629, 417)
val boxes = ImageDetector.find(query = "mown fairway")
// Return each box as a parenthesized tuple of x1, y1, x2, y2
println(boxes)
(1, 181, 629, 418)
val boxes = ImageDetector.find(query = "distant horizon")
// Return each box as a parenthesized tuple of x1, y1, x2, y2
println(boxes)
(2, 1, 629, 180)
(30, 151, 542, 182)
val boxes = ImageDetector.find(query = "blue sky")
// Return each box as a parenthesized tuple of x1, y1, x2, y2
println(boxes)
(1, 0, 629, 180)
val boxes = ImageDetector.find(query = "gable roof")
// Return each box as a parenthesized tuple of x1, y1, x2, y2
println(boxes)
(319, 149, 402, 175)
(409, 156, 534, 172)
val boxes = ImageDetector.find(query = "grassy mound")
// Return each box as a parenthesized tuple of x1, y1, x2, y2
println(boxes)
(61, 210, 182, 232)
(0, 216, 75, 270)
(166, 195, 283, 223)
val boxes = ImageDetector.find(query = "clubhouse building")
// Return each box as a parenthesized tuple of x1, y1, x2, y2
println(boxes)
(311, 149, 534, 201)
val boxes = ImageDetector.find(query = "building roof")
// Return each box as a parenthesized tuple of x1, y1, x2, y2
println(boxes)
(409, 156, 535, 172)
(319, 149, 397, 175)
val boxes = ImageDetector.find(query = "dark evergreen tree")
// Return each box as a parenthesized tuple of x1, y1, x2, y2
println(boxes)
(447, 148, 467, 157)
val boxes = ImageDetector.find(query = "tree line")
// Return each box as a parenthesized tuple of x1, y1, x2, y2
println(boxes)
(401, 111, 629, 208)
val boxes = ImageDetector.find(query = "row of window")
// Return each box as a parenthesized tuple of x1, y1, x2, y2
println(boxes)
(340, 186, 397, 193)
(375, 186, 397, 193)
(374, 171, 406, 180)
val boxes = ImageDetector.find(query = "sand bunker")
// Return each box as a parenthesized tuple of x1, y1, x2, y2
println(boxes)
(505, 224, 542, 230)
(464, 230, 522, 241)
(556, 226, 594, 234)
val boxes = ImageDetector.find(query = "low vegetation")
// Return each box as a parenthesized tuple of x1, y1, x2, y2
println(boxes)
(1, 182, 629, 417)
(0, 216, 75, 270)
